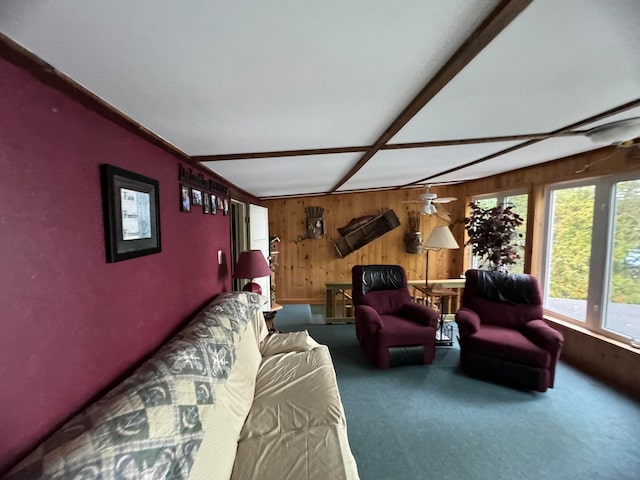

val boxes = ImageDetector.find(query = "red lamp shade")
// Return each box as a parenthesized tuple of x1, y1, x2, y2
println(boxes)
(233, 250, 271, 294)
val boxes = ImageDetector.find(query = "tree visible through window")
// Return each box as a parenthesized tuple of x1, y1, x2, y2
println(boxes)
(545, 185, 595, 322)
(543, 176, 640, 343)
(604, 179, 640, 339)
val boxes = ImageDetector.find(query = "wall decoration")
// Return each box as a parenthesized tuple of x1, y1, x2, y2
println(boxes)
(179, 164, 228, 196)
(177, 165, 229, 216)
(333, 210, 400, 257)
(192, 189, 203, 206)
(404, 211, 423, 254)
(181, 185, 191, 212)
(101, 164, 161, 263)
(337, 215, 373, 237)
(210, 194, 217, 214)
(301, 206, 325, 240)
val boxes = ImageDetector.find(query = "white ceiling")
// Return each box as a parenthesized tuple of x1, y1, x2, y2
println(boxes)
(1, 0, 639, 199)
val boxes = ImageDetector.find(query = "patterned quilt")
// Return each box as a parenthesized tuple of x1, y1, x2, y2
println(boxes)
(4, 292, 265, 480)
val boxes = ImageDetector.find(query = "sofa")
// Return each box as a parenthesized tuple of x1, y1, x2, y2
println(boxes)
(3, 292, 359, 480)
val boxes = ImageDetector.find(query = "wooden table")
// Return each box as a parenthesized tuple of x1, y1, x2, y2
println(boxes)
(263, 302, 283, 332)
(325, 278, 465, 324)
(413, 285, 459, 346)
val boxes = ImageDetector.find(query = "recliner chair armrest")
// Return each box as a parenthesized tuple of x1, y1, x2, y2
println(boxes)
(355, 305, 383, 335)
(523, 319, 564, 352)
(455, 308, 481, 336)
(397, 302, 438, 328)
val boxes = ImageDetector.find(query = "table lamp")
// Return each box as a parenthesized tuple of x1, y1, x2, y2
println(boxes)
(233, 249, 271, 294)
(423, 226, 459, 285)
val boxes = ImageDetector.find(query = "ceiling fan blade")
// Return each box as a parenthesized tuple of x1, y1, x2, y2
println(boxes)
(432, 197, 457, 203)
(435, 206, 452, 222)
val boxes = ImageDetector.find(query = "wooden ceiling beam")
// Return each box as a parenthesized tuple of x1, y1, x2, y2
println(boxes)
(328, 0, 534, 193)
(381, 132, 576, 150)
(192, 145, 369, 162)
(192, 132, 576, 163)
(404, 97, 640, 186)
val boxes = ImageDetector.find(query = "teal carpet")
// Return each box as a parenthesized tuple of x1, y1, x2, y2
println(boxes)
(276, 304, 640, 480)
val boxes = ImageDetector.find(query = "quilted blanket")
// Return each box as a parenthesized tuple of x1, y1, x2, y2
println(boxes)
(4, 292, 265, 480)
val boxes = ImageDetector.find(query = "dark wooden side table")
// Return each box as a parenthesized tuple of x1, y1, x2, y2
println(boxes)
(263, 302, 283, 333)
(413, 285, 458, 346)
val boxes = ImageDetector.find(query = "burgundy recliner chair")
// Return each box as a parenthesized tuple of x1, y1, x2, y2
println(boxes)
(352, 265, 439, 369)
(455, 269, 564, 392)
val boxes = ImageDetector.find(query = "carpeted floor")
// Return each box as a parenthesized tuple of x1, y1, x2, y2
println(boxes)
(275, 304, 640, 480)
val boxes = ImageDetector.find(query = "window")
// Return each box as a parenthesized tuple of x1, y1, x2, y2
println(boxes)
(603, 179, 640, 340)
(542, 175, 640, 343)
(470, 191, 529, 274)
(544, 184, 595, 322)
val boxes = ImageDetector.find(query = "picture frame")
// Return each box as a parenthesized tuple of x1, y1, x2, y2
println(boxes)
(192, 189, 203, 206)
(203, 192, 211, 214)
(181, 185, 191, 212)
(101, 164, 161, 263)
(210, 194, 217, 214)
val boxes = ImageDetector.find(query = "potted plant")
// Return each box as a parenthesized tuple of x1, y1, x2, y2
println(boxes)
(463, 202, 524, 272)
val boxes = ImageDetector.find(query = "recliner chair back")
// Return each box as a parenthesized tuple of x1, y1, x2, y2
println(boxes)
(461, 269, 543, 329)
(352, 265, 411, 315)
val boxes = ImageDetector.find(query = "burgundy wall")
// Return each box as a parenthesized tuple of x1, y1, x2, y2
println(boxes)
(0, 57, 232, 473)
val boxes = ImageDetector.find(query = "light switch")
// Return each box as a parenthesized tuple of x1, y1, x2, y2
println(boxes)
(218, 250, 223, 265)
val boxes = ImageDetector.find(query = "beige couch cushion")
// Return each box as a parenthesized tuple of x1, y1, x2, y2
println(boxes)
(231, 346, 359, 480)
(259, 330, 321, 356)
(231, 424, 358, 480)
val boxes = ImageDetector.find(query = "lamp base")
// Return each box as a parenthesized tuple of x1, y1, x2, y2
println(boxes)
(242, 282, 262, 295)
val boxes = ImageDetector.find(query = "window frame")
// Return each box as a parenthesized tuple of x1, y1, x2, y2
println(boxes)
(541, 172, 640, 344)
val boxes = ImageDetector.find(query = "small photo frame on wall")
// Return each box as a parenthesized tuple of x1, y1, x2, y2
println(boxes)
(192, 189, 203, 206)
(210, 194, 217, 214)
(101, 164, 161, 263)
(217, 196, 224, 213)
(181, 185, 191, 212)
(203, 192, 211, 214)
(223, 198, 229, 216)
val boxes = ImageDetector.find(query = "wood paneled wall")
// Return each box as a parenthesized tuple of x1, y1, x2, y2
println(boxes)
(264, 187, 464, 304)
(265, 145, 639, 304)
(547, 319, 640, 399)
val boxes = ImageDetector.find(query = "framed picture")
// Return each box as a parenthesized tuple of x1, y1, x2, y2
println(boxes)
(203, 192, 210, 214)
(223, 198, 229, 216)
(192, 189, 203, 206)
(181, 185, 191, 212)
(101, 164, 161, 263)
(210, 194, 217, 214)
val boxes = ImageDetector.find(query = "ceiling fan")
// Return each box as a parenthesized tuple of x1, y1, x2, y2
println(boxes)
(402, 185, 457, 221)
(583, 117, 640, 146)
(575, 117, 640, 173)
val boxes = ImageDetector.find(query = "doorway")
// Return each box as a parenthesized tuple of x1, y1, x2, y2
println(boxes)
(230, 200, 270, 298)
